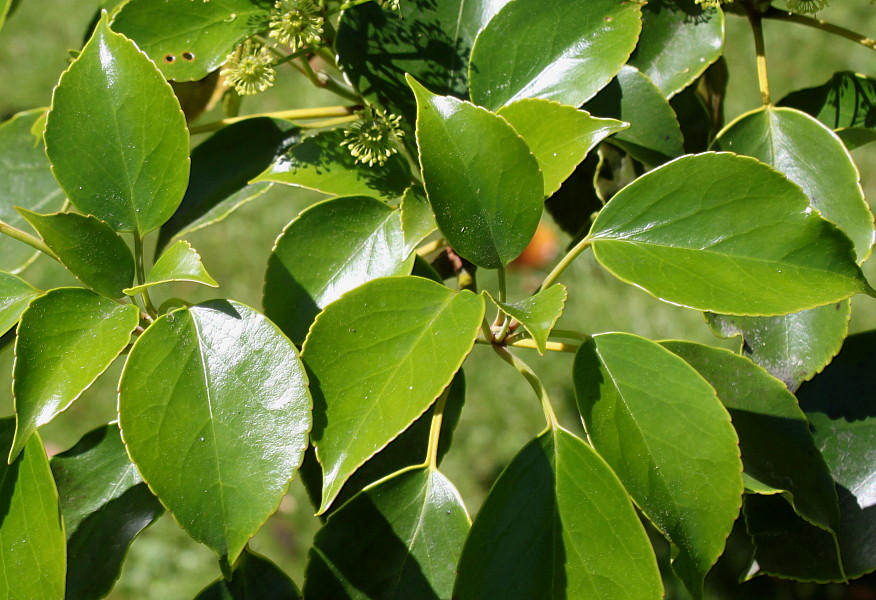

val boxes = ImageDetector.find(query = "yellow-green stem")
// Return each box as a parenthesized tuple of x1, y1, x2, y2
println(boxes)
(424, 388, 450, 470)
(539, 237, 591, 292)
(133, 234, 158, 318)
(0, 220, 59, 262)
(492, 345, 559, 430)
(763, 8, 876, 51)
(748, 10, 771, 106)
(506, 338, 579, 353)
(189, 106, 357, 135)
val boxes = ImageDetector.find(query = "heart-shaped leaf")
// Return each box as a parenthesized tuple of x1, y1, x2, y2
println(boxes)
(17, 210, 135, 298)
(0, 271, 39, 337)
(195, 549, 302, 600)
(629, 0, 724, 97)
(119, 300, 311, 571)
(305, 467, 469, 599)
(51, 424, 164, 600)
(252, 129, 411, 203)
(264, 196, 414, 344)
(0, 110, 65, 272)
(11, 288, 140, 462)
(497, 99, 626, 196)
(662, 341, 839, 533)
(157, 117, 301, 253)
(705, 302, 850, 391)
(45, 15, 190, 234)
(714, 106, 874, 262)
(587, 153, 871, 316)
(124, 240, 217, 295)
(484, 284, 567, 355)
(0, 419, 65, 600)
(574, 333, 742, 597)
(302, 276, 484, 513)
(469, 0, 642, 110)
(454, 427, 663, 600)
(585, 65, 685, 167)
(409, 77, 543, 269)
(112, 0, 270, 81)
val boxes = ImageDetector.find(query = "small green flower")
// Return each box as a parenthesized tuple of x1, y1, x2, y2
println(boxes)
(269, 0, 324, 52)
(341, 106, 404, 167)
(376, 0, 400, 10)
(221, 41, 276, 96)
(694, 0, 732, 7)
(786, 0, 828, 13)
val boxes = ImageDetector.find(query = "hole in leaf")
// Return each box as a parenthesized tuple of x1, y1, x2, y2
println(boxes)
(182, 51, 195, 61)
(164, 54, 176, 63)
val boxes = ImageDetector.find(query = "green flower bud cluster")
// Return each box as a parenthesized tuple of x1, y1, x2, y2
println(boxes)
(220, 41, 276, 96)
(340, 106, 405, 167)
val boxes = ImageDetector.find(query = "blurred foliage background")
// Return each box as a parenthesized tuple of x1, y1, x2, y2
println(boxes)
(0, 1, 875, 598)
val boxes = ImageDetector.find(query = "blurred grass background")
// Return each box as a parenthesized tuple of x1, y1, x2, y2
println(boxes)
(0, 0, 875, 598)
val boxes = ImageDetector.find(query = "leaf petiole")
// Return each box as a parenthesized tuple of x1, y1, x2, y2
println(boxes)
(0, 219, 59, 262)
(424, 387, 450, 470)
(492, 345, 559, 430)
(539, 236, 591, 292)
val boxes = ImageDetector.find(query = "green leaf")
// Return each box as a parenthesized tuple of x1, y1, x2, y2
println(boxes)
(157, 117, 301, 253)
(305, 467, 469, 599)
(585, 65, 686, 166)
(629, 0, 724, 97)
(0, 110, 65, 272)
(742, 330, 876, 581)
(264, 196, 414, 345)
(574, 333, 742, 597)
(252, 129, 411, 203)
(588, 153, 870, 316)
(399, 187, 437, 258)
(661, 341, 839, 533)
(0, 419, 66, 600)
(469, 0, 643, 110)
(302, 276, 484, 513)
(496, 99, 626, 196)
(483, 284, 566, 355)
(336, 0, 512, 138)
(300, 371, 466, 516)
(50, 424, 164, 600)
(0, 271, 39, 338)
(0, 0, 12, 32)
(409, 77, 543, 269)
(17, 210, 135, 298)
(118, 300, 311, 570)
(11, 289, 140, 462)
(705, 302, 850, 391)
(44, 15, 190, 234)
(454, 428, 663, 600)
(714, 106, 874, 263)
(195, 549, 302, 600)
(124, 240, 217, 295)
(112, 0, 269, 81)
(778, 71, 876, 150)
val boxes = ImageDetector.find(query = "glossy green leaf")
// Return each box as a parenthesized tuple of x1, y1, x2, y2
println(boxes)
(195, 549, 302, 600)
(0, 419, 65, 600)
(0, 110, 65, 272)
(744, 330, 876, 581)
(51, 424, 164, 600)
(119, 300, 311, 570)
(112, 0, 269, 81)
(0, 271, 39, 337)
(124, 240, 217, 295)
(252, 129, 411, 203)
(302, 276, 484, 513)
(661, 341, 839, 533)
(336, 0, 512, 138)
(11, 289, 140, 462)
(484, 284, 566, 355)
(574, 333, 742, 597)
(305, 467, 469, 599)
(409, 77, 543, 269)
(496, 99, 626, 196)
(17, 210, 135, 298)
(302, 371, 466, 516)
(158, 117, 301, 252)
(454, 427, 663, 600)
(399, 187, 436, 258)
(778, 71, 876, 150)
(44, 15, 190, 234)
(264, 196, 414, 344)
(705, 302, 850, 391)
(585, 65, 685, 166)
(629, 0, 724, 97)
(714, 106, 874, 262)
(0, 0, 12, 32)
(469, 0, 642, 110)
(588, 153, 870, 316)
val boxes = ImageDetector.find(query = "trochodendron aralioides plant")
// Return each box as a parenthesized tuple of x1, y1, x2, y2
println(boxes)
(1, 0, 876, 597)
